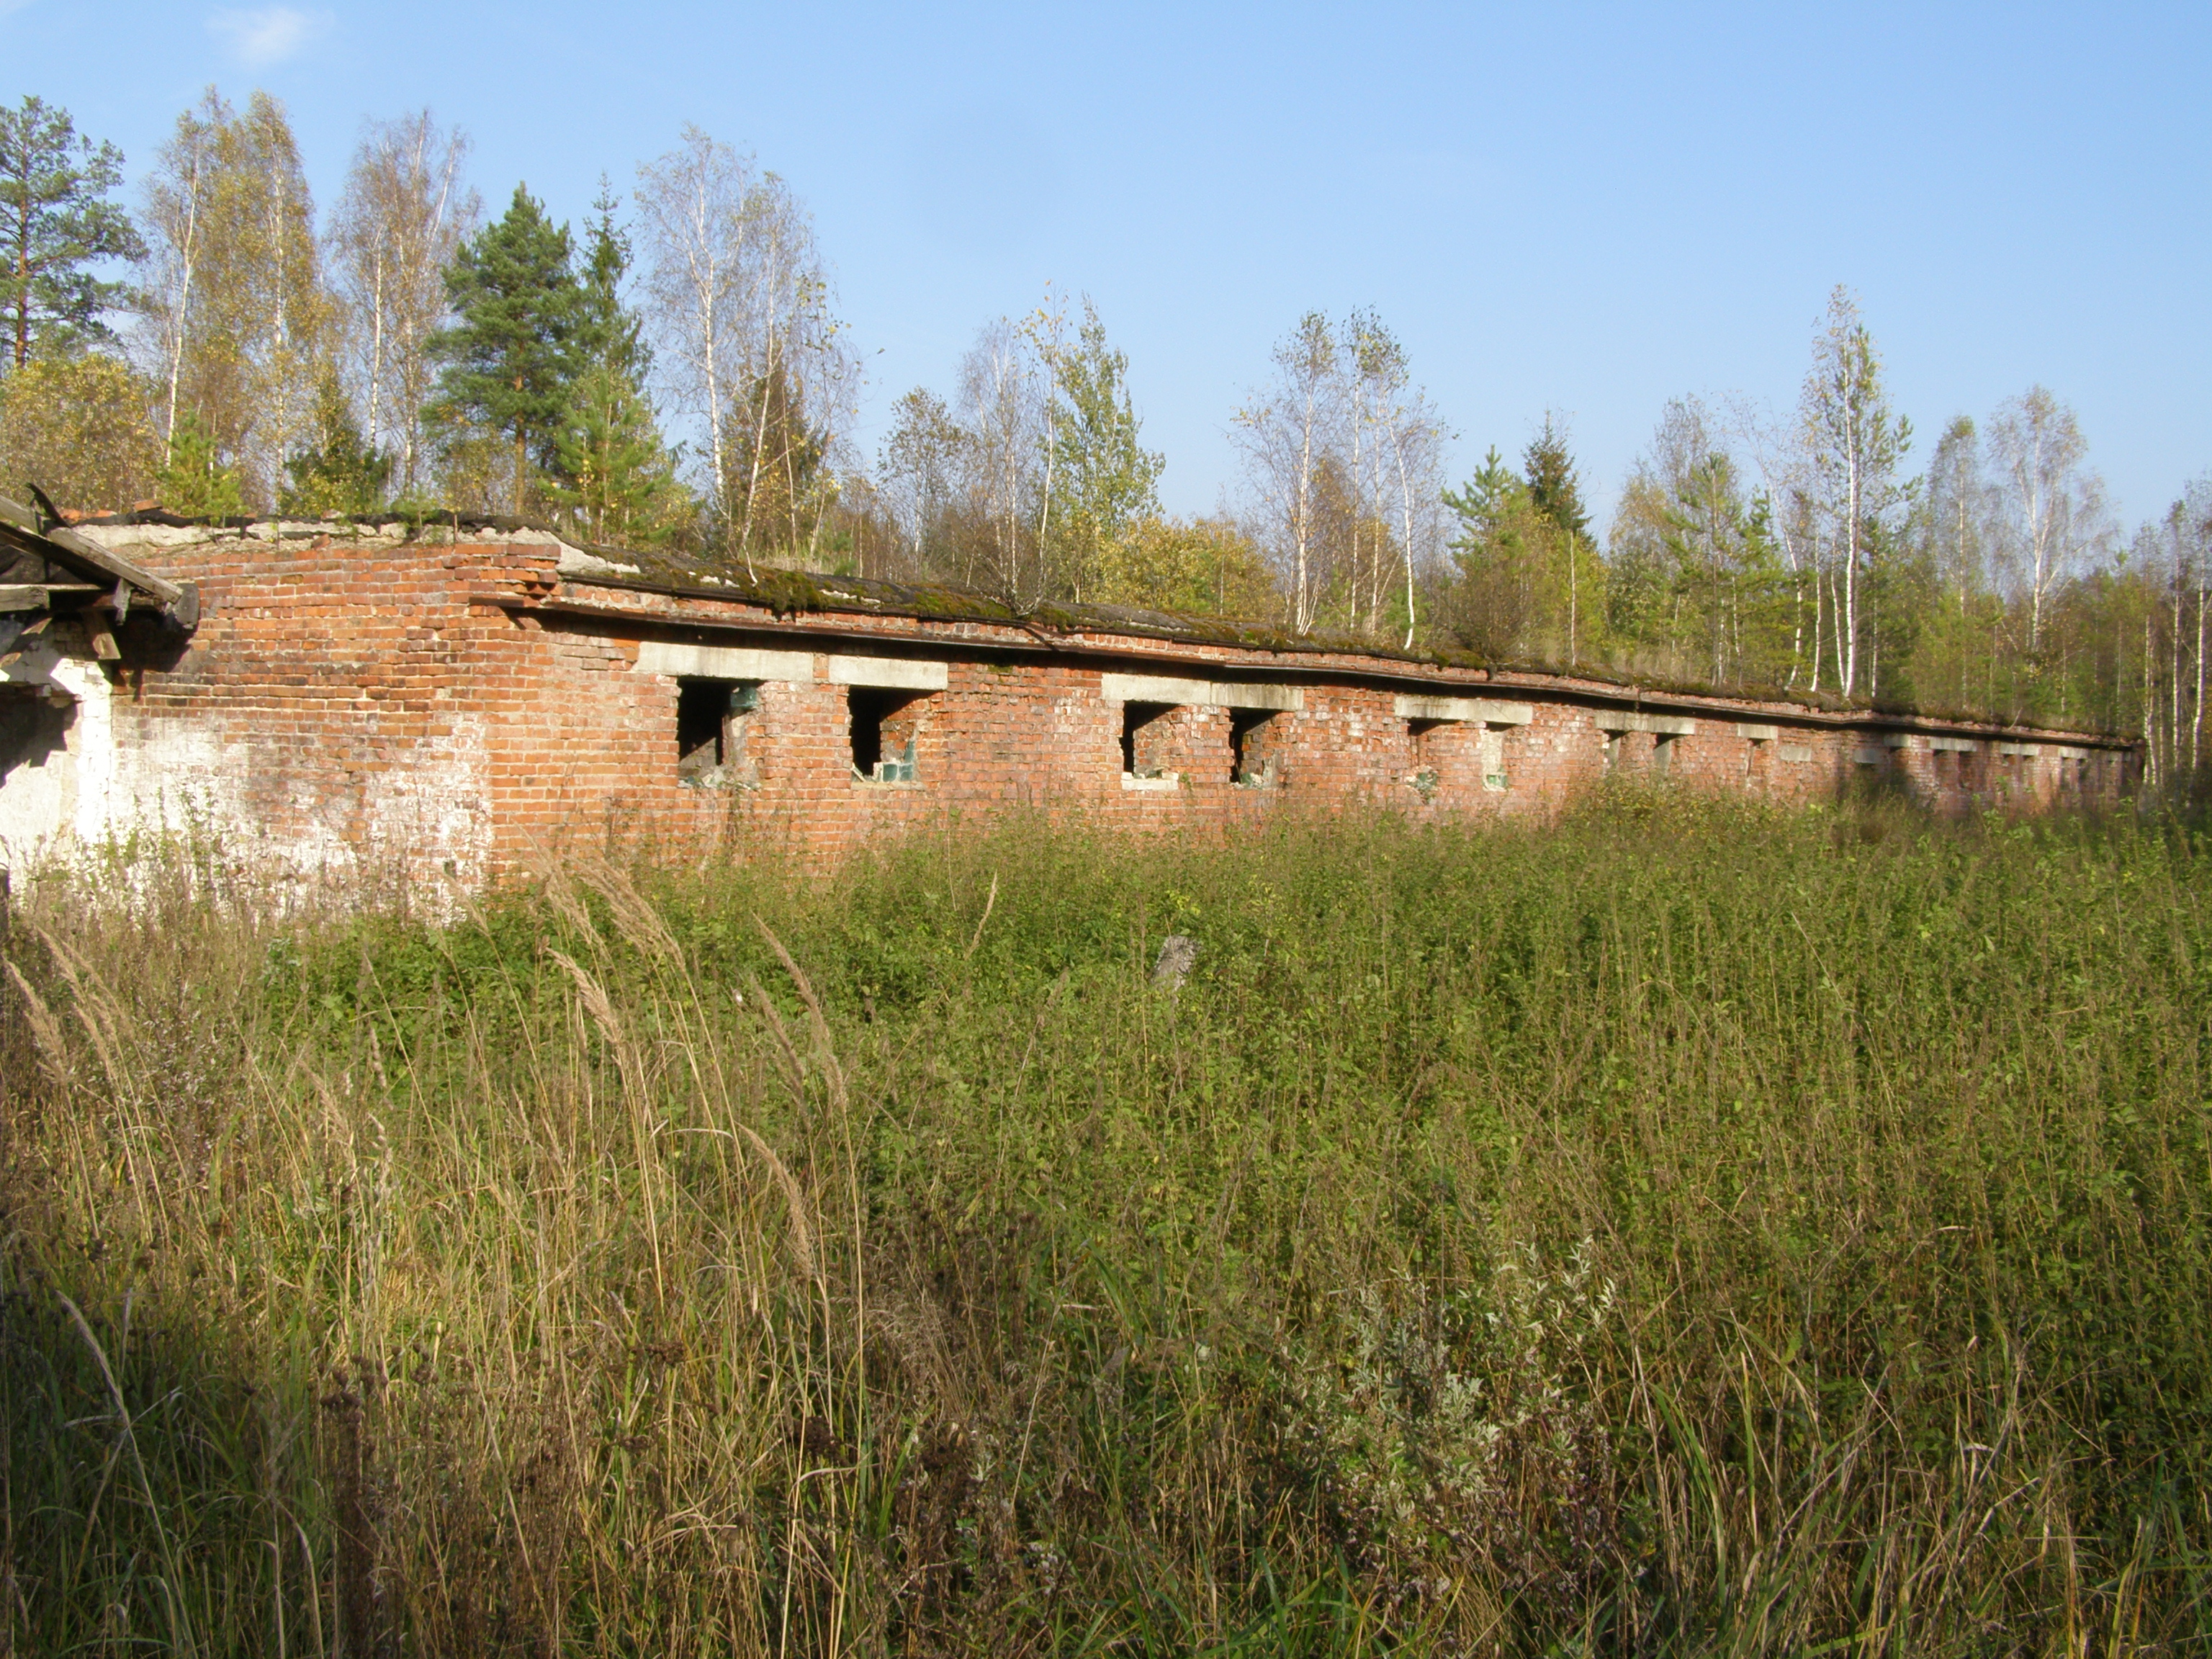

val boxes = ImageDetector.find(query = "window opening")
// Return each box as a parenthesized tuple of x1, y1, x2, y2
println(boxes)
(851, 686, 924, 783)
(1405, 717, 1442, 800)
(1231, 708, 1280, 786)
(1653, 733, 1676, 779)
(677, 678, 759, 785)
(1122, 701, 1173, 778)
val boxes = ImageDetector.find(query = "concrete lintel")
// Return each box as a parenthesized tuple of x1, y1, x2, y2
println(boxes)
(1882, 732, 1915, 749)
(1996, 742, 2040, 757)
(636, 641, 815, 682)
(1100, 672, 1303, 712)
(827, 655, 950, 692)
(1734, 722, 1780, 742)
(1596, 710, 1696, 737)
(2056, 745, 2090, 760)
(1393, 693, 1534, 726)
(1928, 736, 1979, 753)
(1779, 744, 1814, 763)
(1853, 747, 1886, 765)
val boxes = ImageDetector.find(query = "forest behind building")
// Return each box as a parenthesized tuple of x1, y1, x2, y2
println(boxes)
(4, 87, 2208, 777)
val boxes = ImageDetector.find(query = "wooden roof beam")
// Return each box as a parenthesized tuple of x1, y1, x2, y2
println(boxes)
(0, 494, 198, 626)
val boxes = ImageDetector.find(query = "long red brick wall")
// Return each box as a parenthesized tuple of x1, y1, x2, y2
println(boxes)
(2, 523, 2131, 889)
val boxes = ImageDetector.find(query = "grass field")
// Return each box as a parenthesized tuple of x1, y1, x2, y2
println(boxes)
(2, 796, 2208, 1655)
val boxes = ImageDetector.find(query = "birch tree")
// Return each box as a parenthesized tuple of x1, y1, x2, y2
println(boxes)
(134, 89, 329, 510)
(1986, 386, 2105, 658)
(1727, 395, 1816, 688)
(1375, 347, 1446, 648)
(1800, 287, 1910, 696)
(1233, 312, 1339, 632)
(958, 315, 1050, 606)
(136, 91, 220, 459)
(878, 386, 969, 580)
(635, 128, 853, 567)
(327, 111, 477, 495)
(636, 127, 746, 549)
(1048, 297, 1163, 601)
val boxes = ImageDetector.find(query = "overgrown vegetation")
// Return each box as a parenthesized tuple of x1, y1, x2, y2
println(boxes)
(3, 799, 2209, 1654)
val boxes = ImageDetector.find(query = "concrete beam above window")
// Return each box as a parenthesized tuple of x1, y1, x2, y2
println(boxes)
(637, 642, 815, 681)
(827, 655, 950, 691)
(1100, 673, 1303, 711)
(1996, 742, 2040, 757)
(1393, 694, 1534, 726)
(1734, 723, 1780, 742)
(1928, 737, 1979, 753)
(1595, 711, 1696, 737)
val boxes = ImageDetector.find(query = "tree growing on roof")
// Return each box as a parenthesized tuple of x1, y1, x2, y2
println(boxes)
(426, 184, 582, 517)
(0, 96, 143, 370)
(280, 370, 391, 517)
(154, 410, 245, 518)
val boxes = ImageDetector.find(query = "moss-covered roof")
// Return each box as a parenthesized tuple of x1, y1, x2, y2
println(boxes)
(559, 543, 2010, 728)
(68, 506, 2130, 739)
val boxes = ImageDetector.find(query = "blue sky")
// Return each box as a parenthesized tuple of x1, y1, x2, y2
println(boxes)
(8, 1, 2207, 529)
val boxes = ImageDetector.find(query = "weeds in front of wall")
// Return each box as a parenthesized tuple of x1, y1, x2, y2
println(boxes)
(2, 796, 2208, 1655)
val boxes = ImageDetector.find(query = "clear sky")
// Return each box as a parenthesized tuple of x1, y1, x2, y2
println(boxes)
(9, 1, 2207, 531)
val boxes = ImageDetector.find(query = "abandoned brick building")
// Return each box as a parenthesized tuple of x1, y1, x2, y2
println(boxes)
(0, 505, 2139, 891)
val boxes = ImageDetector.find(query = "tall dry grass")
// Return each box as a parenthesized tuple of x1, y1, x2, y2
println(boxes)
(2, 796, 2208, 1655)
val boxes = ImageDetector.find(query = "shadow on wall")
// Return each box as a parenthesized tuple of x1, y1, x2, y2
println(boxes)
(0, 685, 75, 850)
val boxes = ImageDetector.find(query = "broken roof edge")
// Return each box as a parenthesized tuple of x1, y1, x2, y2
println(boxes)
(548, 554, 2138, 746)
(523, 588, 2127, 747)
(57, 507, 2139, 745)
(67, 505, 564, 536)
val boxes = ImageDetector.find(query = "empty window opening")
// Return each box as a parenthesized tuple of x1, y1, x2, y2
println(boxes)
(1603, 732, 1623, 773)
(1480, 723, 1511, 791)
(851, 686, 925, 783)
(677, 678, 759, 784)
(1401, 718, 1444, 801)
(1231, 708, 1282, 787)
(1653, 733, 1678, 779)
(1122, 701, 1174, 778)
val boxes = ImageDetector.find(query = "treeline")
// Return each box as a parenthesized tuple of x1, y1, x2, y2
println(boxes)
(1444, 289, 2210, 757)
(1, 90, 2206, 745)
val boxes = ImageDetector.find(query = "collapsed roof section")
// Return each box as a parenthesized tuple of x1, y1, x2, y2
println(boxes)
(0, 488, 202, 663)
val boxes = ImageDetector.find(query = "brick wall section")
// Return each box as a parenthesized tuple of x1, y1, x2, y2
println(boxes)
(76, 529, 2135, 884)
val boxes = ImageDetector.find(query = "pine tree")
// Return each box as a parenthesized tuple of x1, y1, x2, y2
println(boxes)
(0, 96, 143, 368)
(426, 184, 580, 516)
(281, 371, 392, 516)
(155, 410, 245, 518)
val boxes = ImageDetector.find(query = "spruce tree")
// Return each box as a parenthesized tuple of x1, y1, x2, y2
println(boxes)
(281, 372, 392, 516)
(426, 184, 580, 516)
(1521, 418, 1590, 542)
(0, 96, 143, 369)
(548, 186, 683, 545)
